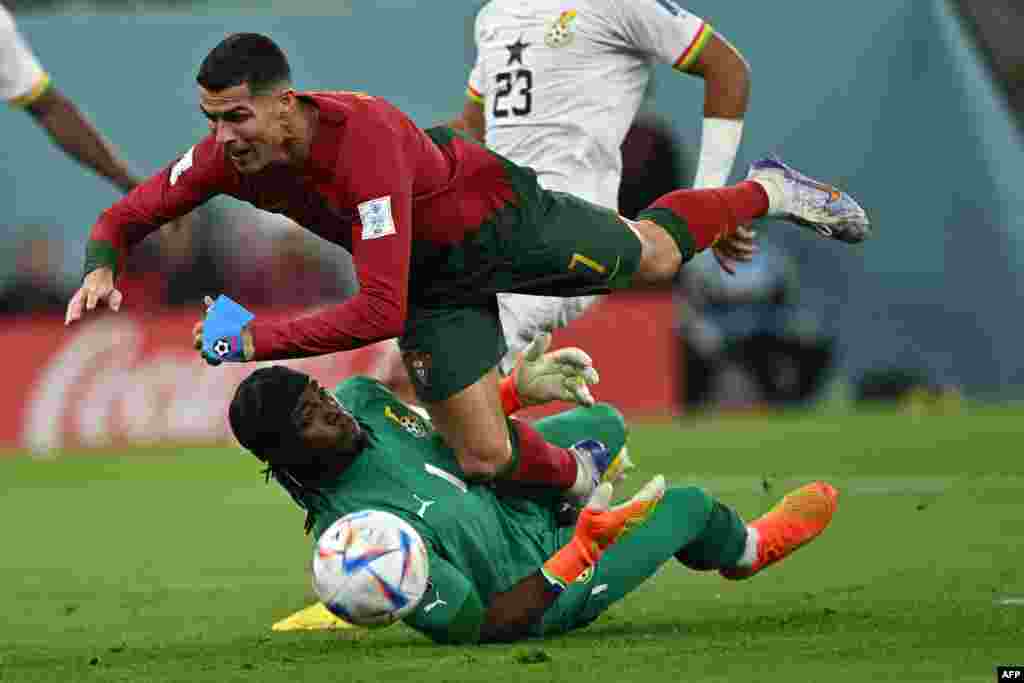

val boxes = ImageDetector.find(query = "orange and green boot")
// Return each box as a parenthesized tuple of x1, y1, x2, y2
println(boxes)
(721, 481, 839, 580)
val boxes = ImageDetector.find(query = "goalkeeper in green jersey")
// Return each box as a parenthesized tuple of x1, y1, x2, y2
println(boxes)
(229, 336, 839, 644)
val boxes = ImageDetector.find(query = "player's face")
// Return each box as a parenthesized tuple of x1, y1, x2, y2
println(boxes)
(293, 380, 363, 456)
(199, 83, 289, 174)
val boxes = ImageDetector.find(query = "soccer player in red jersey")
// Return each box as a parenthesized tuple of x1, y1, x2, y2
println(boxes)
(64, 34, 868, 502)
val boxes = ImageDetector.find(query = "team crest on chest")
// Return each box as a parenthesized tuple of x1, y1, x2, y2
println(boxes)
(545, 9, 578, 48)
(385, 405, 429, 438)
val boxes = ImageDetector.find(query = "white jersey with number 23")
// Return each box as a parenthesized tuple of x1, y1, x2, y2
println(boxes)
(467, 0, 711, 210)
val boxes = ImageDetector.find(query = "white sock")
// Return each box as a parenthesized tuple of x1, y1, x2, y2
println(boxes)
(567, 448, 596, 501)
(735, 526, 760, 569)
(750, 175, 787, 217)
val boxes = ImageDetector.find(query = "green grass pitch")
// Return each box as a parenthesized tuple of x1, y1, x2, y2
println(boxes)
(1, 407, 1021, 682)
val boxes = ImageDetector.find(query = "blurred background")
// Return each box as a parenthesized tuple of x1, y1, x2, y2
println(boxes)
(1, 0, 1022, 451)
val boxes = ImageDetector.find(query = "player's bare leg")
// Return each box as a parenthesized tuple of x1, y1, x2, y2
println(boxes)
(424, 368, 513, 480)
(424, 367, 612, 501)
(625, 217, 686, 285)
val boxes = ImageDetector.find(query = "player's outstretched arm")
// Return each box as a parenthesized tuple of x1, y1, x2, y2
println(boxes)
(499, 333, 600, 414)
(26, 87, 141, 193)
(687, 32, 750, 144)
(1, 5, 137, 191)
(685, 33, 755, 274)
(449, 10, 486, 142)
(65, 139, 233, 326)
(412, 478, 664, 644)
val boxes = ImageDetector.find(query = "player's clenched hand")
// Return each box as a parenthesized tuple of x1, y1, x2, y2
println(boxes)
(65, 267, 122, 326)
(541, 476, 666, 592)
(713, 225, 758, 275)
(513, 333, 600, 407)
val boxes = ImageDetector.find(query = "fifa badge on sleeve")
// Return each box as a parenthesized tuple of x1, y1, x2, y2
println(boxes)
(201, 295, 254, 365)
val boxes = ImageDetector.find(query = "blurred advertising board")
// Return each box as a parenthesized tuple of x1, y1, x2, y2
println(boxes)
(0, 294, 677, 453)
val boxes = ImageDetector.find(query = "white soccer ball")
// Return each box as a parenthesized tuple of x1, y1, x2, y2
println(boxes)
(312, 510, 429, 627)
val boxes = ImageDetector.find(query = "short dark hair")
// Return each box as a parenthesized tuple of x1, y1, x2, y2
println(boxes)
(229, 365, 309, 460)
(197, 33, 292, 94)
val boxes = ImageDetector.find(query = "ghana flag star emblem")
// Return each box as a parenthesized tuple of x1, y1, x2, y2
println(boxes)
(505, 36, 531, 66)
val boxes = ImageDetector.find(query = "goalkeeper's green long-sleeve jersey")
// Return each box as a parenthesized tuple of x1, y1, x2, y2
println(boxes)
(289, 376, 626, 643)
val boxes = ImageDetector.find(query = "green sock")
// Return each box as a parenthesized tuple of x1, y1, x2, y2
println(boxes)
(674, 500, 748, 571)
(635, 207, 696, 263)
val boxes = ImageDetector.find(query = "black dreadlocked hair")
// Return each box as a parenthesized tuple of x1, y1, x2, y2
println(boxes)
(229, 365, 310, 459)
(229, 365, 372, 534)
(229, 365, 323, 531)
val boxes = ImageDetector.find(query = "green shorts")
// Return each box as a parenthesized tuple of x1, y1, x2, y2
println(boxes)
(398, 298, 507, 403)
(401, 190, 644, 402)
(494, 190, 644, 297)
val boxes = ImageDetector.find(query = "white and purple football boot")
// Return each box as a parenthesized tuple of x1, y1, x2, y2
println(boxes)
(748, 156, 871, 244)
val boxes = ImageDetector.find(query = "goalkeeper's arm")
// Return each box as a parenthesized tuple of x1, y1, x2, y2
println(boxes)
(414, 478, 664, 644)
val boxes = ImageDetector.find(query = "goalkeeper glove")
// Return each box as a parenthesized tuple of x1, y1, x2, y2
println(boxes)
(200, 295, 254, 365)
(502, 333, 600, 412)
(541, 475, 666, 593)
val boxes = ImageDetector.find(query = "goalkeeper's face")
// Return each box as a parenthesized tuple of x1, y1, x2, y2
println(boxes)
(291, 379, 364, 458)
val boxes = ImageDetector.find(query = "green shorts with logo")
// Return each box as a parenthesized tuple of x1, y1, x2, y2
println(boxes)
(399, 190, 643, 403)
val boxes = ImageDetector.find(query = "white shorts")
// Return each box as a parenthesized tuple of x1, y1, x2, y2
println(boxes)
(497, 293, 602, 374)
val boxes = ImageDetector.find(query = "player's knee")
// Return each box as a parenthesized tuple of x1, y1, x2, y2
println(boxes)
(663, 486, 715, 524)
(634, 220, 683, 284)
(591, 402, 625, 428)
(590, 402, 627, 445)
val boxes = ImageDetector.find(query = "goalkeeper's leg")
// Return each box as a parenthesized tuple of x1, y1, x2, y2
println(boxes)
(537, 486, 744, 635)
(537, 482, 837, 635)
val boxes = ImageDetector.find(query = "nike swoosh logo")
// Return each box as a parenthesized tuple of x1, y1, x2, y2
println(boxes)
(805, 178, 841, 203)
